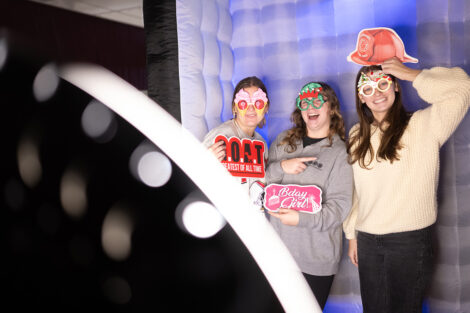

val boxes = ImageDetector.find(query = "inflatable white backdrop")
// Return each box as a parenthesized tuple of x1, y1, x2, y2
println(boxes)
(176, 0, 470, 312)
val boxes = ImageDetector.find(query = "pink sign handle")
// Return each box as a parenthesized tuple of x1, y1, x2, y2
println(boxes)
(264, 184, 322, 214)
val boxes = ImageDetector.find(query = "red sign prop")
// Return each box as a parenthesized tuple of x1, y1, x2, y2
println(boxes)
(264, 184, 322, 214)
(214, 135, 265, 178)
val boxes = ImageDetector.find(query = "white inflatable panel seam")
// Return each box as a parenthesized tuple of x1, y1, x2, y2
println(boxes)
(177, 0, 233, 140)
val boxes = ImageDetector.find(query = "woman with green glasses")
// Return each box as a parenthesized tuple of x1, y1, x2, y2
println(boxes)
(266, 82, 353, 310)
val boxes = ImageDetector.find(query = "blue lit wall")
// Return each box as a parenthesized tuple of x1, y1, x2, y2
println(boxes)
(177, 1, 470, 312)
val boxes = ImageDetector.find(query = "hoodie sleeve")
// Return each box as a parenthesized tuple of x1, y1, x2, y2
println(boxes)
(265, 134, 285, 184)
(298, 148, 353, 231)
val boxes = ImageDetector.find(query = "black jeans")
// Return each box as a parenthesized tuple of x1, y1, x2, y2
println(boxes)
(302, 273, 334, 310)
(357, 225, 434, 313)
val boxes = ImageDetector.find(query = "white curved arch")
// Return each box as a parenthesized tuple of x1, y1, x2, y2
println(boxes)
(59, 63, 321, 313)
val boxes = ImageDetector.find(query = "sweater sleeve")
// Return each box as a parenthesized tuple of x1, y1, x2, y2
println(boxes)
(343, 188, 359, 239)
(297, 149, 353, 231)
(413, 67, 470, 146)
(342, 125, 359, 239)
(265, 135, 285, 184)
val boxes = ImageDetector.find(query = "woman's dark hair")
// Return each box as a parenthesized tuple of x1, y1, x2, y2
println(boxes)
(347, 65, 411, 169)
(279, 82, 346, 152)
(231, 76, 269, 128)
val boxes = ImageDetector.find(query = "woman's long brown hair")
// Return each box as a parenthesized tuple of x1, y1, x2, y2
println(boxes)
(347, 65, 411, 169)
(280, 82, 346, 153)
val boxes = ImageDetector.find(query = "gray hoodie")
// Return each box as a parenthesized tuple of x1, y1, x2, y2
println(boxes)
(266, 131, 353, 275)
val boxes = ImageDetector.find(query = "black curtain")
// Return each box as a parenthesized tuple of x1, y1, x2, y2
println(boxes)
(143, 0, 181, 121)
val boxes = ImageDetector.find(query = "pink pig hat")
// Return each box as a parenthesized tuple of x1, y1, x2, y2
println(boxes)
(347, 27, 418, 65)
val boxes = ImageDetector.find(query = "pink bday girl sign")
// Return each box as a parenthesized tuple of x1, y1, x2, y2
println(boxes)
(264, 184, 322, 214)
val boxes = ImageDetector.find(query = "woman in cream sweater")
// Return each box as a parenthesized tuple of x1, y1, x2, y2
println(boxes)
(343, 57, 470, 313)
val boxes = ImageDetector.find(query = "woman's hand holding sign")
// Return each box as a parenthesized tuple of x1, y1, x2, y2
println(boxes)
(281, 157, 317, 174)
(381, 57, 421, 82)
(209, 140, 226, 161)
(268, 208, 300, 226)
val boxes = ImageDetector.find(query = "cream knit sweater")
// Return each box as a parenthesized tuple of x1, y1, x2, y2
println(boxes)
(343, 67, 470, 239)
